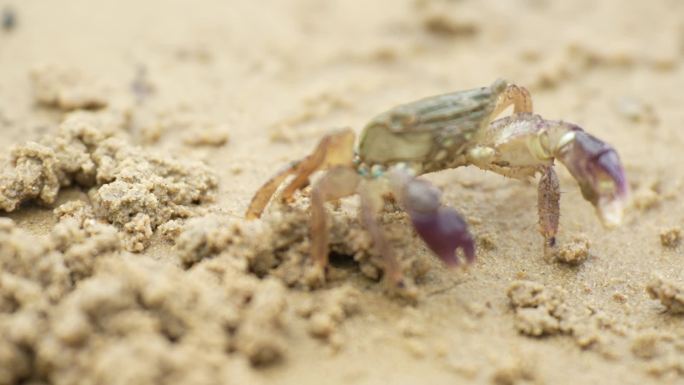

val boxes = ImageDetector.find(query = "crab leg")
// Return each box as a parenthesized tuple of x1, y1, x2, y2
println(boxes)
(538, 166, 560, 250)
(388, 169, 475, 267)
(310, 166, 360, 273)
(245, 129, 356, 219)
(358, 180, 404, 287)
(491, 83, 533, 117)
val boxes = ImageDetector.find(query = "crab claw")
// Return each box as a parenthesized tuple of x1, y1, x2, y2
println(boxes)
(401, 178, 475, 266)
(557, 129, 629, 227)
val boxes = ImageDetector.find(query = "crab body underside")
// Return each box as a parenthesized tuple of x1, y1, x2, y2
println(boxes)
(246, 80, 628, 286)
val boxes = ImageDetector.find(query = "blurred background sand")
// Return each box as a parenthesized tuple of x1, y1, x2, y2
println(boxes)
(1, 1, 684, 384)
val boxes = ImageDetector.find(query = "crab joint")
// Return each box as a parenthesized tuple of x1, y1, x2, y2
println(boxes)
(527, 132, 553, 161)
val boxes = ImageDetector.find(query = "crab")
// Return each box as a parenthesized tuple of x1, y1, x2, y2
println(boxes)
(246, 79, 628, 286)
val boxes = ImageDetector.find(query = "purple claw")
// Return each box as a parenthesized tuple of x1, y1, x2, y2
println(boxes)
(409, 207, 475, 266)
(400, 178, 475, 266)
(558, 129, 629, 227)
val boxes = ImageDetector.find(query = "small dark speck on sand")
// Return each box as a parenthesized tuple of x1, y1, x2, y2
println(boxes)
(2, 7, 16, 31)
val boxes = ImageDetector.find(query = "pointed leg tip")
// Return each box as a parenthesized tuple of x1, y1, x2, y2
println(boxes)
(304, 264, 327, 287)
(548, 236, 557, 248)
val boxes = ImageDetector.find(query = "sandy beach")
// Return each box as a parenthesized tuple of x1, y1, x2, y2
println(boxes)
(1, 1, 683, 384)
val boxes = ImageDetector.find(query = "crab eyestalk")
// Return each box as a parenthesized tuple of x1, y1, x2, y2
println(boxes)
(390, 170, 475, 266)
(553, 125, 629, 227)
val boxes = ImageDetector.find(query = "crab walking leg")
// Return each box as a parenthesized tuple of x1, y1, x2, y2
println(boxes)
(538, 166, 560, 250)
(310, 166, 360, 273)
(358, 180, 404, 287)
(280, 129, 356, 201)
(491, 83, 533, 117)
(388, 169, 475, 267)
(246, 160, 300, 219)
(245, 129, 356, 219)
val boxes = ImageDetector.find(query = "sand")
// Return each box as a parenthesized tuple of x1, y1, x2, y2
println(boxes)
(1, 0, 684, 384)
